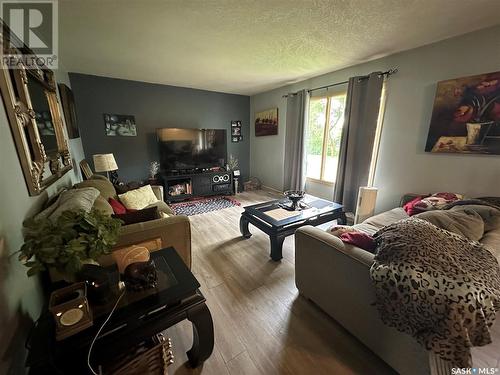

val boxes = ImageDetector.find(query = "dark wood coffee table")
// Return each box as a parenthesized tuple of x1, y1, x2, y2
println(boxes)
(240, 194, 345, 261)
(26, 247, 214, 374)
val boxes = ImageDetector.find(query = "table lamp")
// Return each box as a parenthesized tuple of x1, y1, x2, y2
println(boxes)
(93, 153, 119, 183)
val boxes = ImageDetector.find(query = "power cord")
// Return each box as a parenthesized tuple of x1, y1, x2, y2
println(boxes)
(87, 289, 126, 375)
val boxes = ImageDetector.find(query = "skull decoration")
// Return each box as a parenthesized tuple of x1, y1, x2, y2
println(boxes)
(112, 245, 158, 291)
(123, 259, 158, 291)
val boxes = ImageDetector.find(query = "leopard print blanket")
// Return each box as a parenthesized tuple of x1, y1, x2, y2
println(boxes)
(370, 218, 500, 367)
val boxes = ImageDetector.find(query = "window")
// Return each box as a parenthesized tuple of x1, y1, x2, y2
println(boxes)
(306, 93, 347, 183)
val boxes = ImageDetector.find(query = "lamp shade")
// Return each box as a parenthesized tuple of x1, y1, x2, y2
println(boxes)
(93, 154, 118, 172)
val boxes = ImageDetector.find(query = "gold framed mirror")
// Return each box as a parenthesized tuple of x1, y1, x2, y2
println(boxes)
(0, 23, 72, 196)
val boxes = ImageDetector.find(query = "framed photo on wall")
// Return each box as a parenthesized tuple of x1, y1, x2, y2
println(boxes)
(231, 120, 242, 142)
(255, 108, 278, 136)
(104, 114, 137, 136)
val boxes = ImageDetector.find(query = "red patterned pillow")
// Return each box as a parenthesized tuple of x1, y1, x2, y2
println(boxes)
(414, 192, 463, 211)
(403, 196, 425, 216)
(108, 197, 127, 215)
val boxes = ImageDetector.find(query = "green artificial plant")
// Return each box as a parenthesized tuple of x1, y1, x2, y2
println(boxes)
(19, 209, 122, 277)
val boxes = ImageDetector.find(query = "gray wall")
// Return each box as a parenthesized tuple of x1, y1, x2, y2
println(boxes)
(0, 63, 85, 374)
(69, 74, 250, 182)
(250, 24, 500, 212)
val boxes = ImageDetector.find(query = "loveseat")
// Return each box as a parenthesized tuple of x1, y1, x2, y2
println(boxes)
(57, 175, 191, 268)
(295, 196, 500, 375)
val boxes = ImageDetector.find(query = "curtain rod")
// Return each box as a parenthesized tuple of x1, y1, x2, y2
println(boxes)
(282, 68, 398, 98)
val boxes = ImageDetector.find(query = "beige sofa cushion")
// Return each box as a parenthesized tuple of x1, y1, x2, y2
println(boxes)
(75, 177, 117, 201)
(145, 200, 175, 216)
(93, 195, 114, 216)
(49, 187, 100, 220)
(118, 185, 159, 210)
(352, 207, 408, 236)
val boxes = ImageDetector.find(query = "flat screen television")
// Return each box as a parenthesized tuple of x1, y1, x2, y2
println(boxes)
(157, 128, 227, 172)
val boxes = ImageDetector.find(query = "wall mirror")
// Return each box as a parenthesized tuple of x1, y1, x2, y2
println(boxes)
(0, 23, 72, 195)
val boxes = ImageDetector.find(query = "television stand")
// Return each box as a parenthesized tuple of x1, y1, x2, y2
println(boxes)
(162, 170, 233, 202)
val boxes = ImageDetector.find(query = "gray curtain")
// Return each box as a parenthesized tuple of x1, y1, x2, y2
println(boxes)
(283, 89, 309, 191)
(333, 72, 384, 212)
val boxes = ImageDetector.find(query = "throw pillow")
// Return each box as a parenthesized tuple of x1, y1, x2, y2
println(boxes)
(415, 209, 484, 241)
(144, 200, 174, 216)
(75, 177, 117, 201)
(403, 196, 425, 216)
(35, 190, 66, 220)
(109, 198, 127, 215)
(118, 185, 159, 211)
(49, 187, 101, 220)
(112, 206, 159, 225)
(339, 232, 376, 253)
(93, 195, 114, 216)
(414, 192, 463, 211)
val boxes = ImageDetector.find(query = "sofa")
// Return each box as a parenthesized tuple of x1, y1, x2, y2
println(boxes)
(73, 175, 191, 268)
(295, 196, 500, 375)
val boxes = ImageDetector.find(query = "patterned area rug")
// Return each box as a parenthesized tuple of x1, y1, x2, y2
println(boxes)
(170, 196, 241, 216)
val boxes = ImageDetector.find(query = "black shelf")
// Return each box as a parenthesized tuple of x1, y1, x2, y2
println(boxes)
(162, 170, 233, 202)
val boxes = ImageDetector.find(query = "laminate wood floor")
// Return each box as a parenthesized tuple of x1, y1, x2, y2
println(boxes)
(165, 189, 500, 374)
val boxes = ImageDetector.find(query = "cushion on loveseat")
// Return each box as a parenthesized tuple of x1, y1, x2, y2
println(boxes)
(144, 200, 175, 216)
(351, 207, 409, 236)
(93, 195, 114, 216)
(75, 176, 117, 201)
(118, 185, 159, 210)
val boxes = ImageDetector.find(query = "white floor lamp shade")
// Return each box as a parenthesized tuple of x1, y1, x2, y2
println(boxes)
(354, 187, 378, 224)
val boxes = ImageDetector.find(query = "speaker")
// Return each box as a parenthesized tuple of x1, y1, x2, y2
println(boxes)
(212, 174, 230, 184)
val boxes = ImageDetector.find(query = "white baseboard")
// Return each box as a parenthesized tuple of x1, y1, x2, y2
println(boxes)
(261, 185, 283, 194)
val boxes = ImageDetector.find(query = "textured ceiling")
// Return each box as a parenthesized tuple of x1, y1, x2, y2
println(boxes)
(59, 0, 500, 95)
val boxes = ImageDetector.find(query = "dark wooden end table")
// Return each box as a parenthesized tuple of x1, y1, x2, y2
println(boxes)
(240, 194, 345, 261)
(26, 247, 214, 374)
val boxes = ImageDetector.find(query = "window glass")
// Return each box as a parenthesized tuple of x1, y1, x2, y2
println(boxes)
(323, 95, 346, 182)
(305, 94, 346, 183)
(305, 98, 327, 180)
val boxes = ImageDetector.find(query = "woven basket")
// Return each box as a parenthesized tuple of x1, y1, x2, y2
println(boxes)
(104, 333, 173, 375)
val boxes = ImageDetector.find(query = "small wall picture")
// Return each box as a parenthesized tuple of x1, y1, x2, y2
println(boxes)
(425, 71, 500, 154)
(104, 114, 137, 136)
(231, 120, 242, 142)
(255, 108, 278, 136)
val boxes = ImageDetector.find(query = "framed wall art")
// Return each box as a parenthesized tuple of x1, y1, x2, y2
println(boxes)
(104, 114, 137, 136)
(425, 71, 500, 154)
(255, 108, 278, 136)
